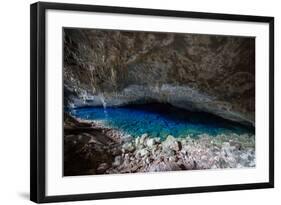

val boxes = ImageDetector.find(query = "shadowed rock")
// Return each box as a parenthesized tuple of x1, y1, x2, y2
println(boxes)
(63, 29, 255, 126)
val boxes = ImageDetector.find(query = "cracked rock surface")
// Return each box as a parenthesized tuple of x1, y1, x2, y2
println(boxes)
(64, 28, 255, 126)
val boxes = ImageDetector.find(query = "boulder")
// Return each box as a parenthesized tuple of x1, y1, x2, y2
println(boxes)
(146, 138, 156, 148)
(162, 135, 182, 151)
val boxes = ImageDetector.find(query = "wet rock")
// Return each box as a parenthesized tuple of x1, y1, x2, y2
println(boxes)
(65, 114, 256, 175)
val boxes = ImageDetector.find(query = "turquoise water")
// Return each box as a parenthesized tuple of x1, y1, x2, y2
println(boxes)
(69, 103, 254, 139)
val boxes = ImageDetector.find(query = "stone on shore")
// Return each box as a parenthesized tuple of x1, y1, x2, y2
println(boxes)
(64, 113, 255, 175)
(162, 135, 182, 152)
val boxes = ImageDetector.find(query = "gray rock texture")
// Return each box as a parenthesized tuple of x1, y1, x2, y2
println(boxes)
(64, 115, 255, 176)
(64, 28, 255, 125)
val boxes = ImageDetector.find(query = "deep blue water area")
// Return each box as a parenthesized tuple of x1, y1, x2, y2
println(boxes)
(69, 103, 254, 139)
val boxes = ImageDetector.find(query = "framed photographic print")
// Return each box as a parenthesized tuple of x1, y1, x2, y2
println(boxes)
(30, 1, 274, 203)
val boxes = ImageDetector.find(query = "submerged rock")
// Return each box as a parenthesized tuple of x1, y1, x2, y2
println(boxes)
(64, 113, 255, 175)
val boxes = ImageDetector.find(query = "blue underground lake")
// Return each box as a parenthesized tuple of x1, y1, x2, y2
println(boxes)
(69, 103, 254, 139)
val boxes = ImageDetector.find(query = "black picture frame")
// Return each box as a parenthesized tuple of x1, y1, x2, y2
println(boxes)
(30, 1, 274, 203)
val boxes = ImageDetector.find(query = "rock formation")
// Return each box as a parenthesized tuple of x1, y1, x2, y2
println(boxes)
(64, 114, 255, 176)
(63, 28, 255, 126)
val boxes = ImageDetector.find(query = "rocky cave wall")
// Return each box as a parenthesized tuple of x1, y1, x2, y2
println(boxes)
(63, 28, 255, 126)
